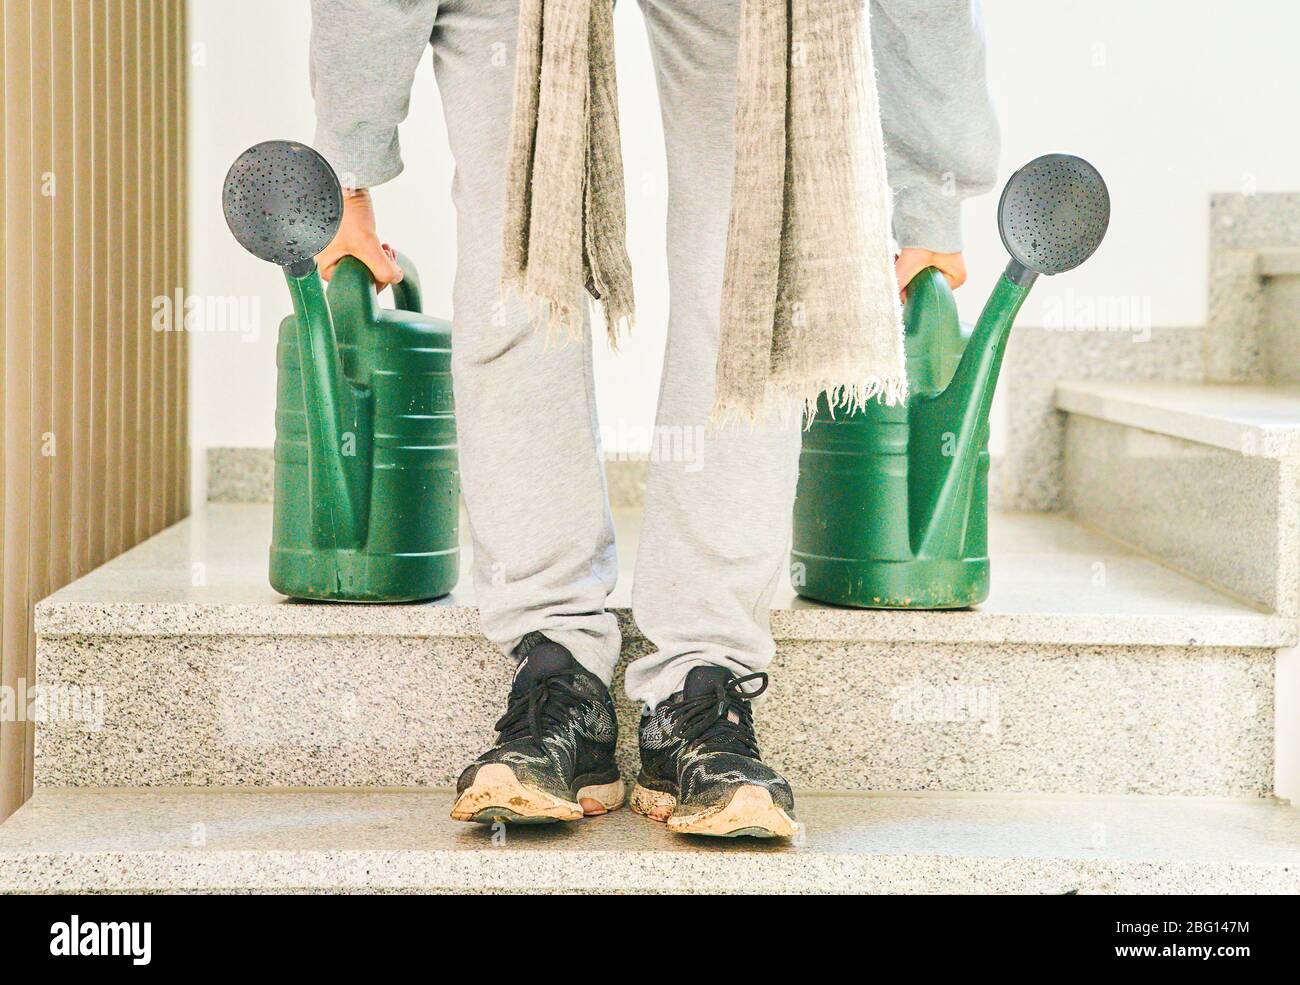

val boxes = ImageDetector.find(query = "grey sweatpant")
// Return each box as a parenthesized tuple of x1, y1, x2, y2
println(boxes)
(309, 0, 999, 708)
(441, 0, 797, 709)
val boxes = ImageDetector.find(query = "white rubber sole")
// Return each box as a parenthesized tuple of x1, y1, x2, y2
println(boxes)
(631, 781, 798, 839)
(450, 763, 626, 824)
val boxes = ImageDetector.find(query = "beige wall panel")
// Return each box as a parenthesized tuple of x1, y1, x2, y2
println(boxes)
(0, 0, 189, 820)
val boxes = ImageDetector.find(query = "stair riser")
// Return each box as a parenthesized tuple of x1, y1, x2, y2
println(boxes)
(34, 634, 1274, 796)
(1063, 415, 1300, 614)
(207, 447, 652, 510)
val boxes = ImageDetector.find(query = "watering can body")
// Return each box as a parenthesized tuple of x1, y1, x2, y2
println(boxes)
(792, 153, 1107, 609)
(792, 268, 1010, 609)
(270, 255, 459, 602)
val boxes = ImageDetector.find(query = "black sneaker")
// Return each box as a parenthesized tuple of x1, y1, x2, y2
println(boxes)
(632, 666, 797, 838)
(450, 633, 625, 824)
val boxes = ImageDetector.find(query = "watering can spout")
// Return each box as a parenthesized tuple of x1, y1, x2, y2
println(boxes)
(908, 152, 1111, 560)
(908, 261, 1034, 558)
(222, 140, 371, 552)
(285, 267, 372, 551)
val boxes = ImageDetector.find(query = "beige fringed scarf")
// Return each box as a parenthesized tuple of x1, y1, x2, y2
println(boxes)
(501, 0, 905, 423)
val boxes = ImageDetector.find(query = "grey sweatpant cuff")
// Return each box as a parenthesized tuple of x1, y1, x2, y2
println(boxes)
(624, 653, 775, 713)
(502, 624, 622, 691)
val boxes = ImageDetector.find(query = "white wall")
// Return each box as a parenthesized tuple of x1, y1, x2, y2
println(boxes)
(188, 0, 1300, 501)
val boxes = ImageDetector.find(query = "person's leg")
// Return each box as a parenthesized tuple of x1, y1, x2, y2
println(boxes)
(433, 1, 625, 824)
(627, 0, 802, 713)
(429, 0, 620, 684)
(625, 0, 800, 839)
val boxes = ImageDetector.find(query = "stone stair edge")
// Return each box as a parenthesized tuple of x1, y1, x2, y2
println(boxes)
(31, 598, 1296, 648)
(1055, 379, 1300, 458)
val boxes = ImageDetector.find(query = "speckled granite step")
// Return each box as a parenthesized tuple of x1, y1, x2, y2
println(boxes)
(2, 787, 1297, 894)
(31, 505, 1292, 797)
(1057, 380, 1300, 614)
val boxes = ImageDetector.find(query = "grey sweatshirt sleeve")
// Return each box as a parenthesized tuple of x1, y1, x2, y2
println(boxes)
(309, 0, 436, 189)
(871, 0, 1000, 253)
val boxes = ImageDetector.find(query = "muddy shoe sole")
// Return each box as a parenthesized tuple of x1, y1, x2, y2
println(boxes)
(631, 781, 797, 839)
(451, 763, 625, 824)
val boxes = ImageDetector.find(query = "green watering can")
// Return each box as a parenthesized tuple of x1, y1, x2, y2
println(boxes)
(223, 140, 459, 602)
(792, 154, 1109, 609)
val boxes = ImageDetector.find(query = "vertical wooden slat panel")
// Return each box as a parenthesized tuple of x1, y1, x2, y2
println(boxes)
(175, 0, 189, 519)
(160, 0, 174, 525)
(137, 1, 149, 539)
(103, 0, 122, 561)
(120, 1, 140, 548)
(0, 0, 189, 820)
(50, 0, 75, 607)
(168, 0, 182, 523)
(2, 0, 34, 820)
(169, 0, 179, 519)
(0, 2, 6, 820)
(0, 1, 14, 822)
(88, 0, 108, 570)
(71, 0, 93, 580)
(148, 1, 164, 537)
(26, 0, 55, 799)
(133, 2, 152, 541)
(136, 2, 152, 541)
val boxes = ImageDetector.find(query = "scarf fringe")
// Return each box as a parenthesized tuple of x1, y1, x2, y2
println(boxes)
(709, 372, 909, 432)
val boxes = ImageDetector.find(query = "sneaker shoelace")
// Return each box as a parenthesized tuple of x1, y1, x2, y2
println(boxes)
(495, 669, 588, 747)
(673, 671, 768, 758)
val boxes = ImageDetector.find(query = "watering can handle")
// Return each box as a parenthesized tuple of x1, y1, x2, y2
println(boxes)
(902, 267, 959, 337)
(328, 252, 424, 315)
(388, 250, 423, 314)
(904, 265, 945, 296)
